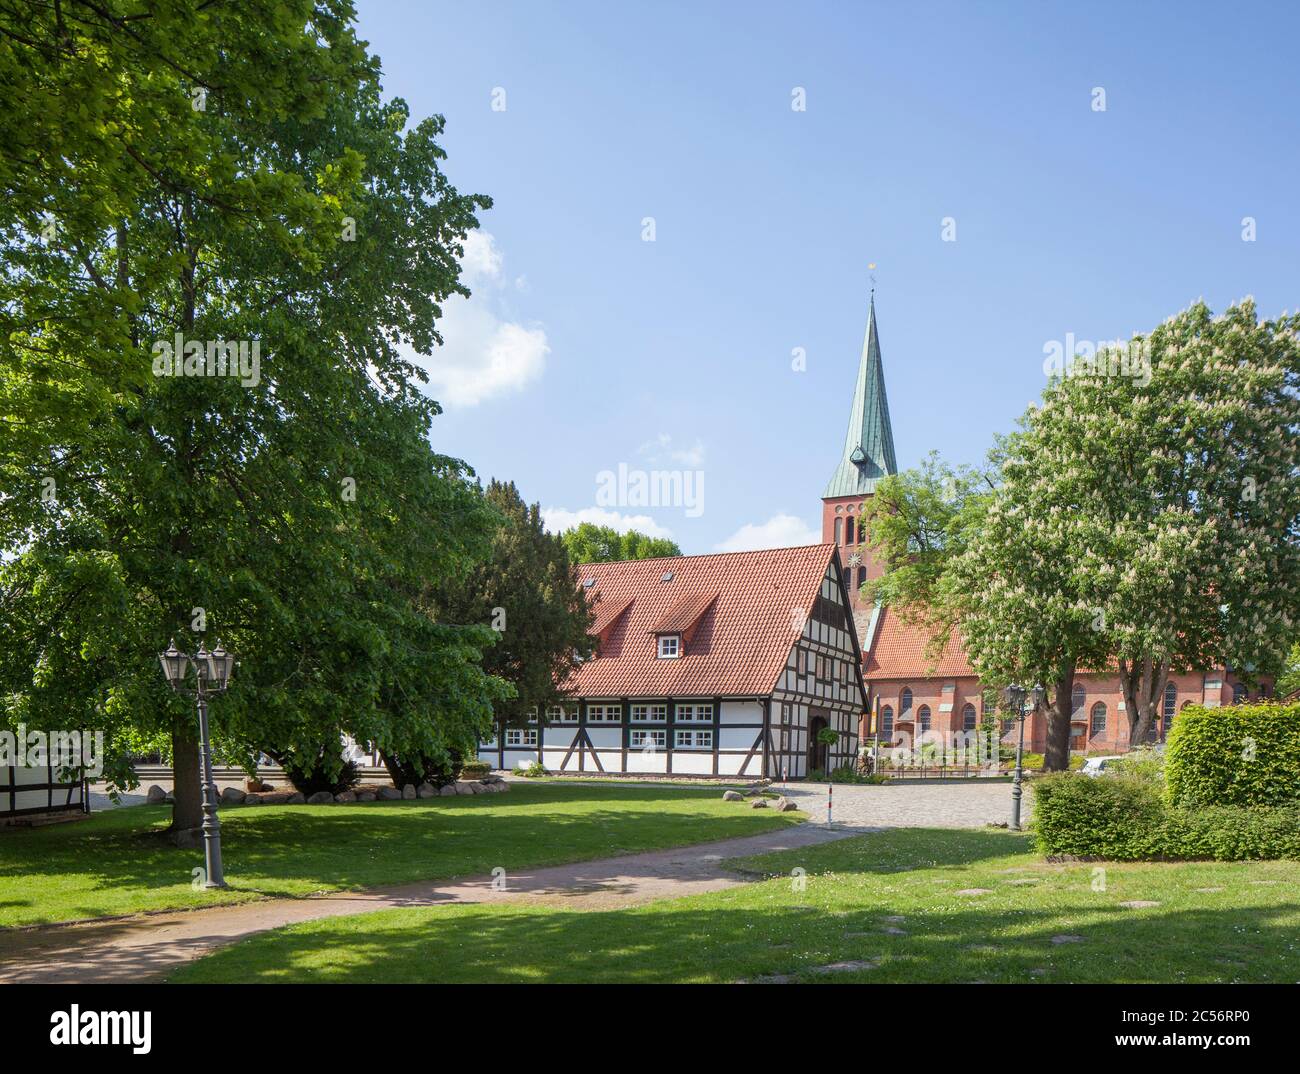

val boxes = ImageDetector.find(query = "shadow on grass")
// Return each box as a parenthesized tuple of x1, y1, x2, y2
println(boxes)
(173, 896, 1300, 985)
(0, 783, 799, 927)
(172, 826, 1300, 984)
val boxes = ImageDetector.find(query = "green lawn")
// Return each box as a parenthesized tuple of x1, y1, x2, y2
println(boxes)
(0, 783, 800, 928)
(172, 827, 1300, 984)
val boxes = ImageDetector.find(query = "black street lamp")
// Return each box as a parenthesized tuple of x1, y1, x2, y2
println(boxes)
(1003, 683, 1045, 831)
(159, 638, 235, 888)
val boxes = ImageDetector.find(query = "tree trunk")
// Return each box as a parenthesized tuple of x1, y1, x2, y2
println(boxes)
(168, 721, 203, 846)
(1120, 655, 1170, 747)
(1043, 660, 1076, 771)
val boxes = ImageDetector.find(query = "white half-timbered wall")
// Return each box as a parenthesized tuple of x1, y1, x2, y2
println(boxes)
(479, 697, 769, 778)
(478, 556, 865, 782)
(0, 761, 86, 823)
(765, 559, 865, 779)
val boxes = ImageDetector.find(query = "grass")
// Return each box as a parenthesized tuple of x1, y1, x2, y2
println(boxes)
(172, 827, 1300, 983)
(0, 783, 800, 928)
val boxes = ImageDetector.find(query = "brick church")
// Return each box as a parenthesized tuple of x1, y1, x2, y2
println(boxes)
(825, 296, 1271, 756)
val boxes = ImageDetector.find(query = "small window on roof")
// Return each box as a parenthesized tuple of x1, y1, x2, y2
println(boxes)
(657, 634, 681, 659)
(661, 571, 674, 582)
(582, 578, 596, 588)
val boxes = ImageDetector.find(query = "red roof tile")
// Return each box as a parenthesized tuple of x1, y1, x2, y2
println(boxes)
(567, 545, 837, 698)
(648, 590, 718, 644)
(863, 604, 975, 680)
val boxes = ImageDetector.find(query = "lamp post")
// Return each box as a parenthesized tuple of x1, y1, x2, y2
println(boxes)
(159, 638, 236, 889)
(1003, 683, 1045, 831)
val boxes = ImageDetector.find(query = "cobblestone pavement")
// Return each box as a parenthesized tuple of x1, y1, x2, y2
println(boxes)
(776, 778, 1029, 830)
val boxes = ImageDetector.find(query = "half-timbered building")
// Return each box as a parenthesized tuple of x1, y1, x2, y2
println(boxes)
(479, 543, 865, 779)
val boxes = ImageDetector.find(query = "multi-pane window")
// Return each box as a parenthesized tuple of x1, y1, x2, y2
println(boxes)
(781, 702, 792, 723)
(881, 705, 894, 737)
(674, 729, 713, 749)
(505, 728, 537, 746)
(1090, 702, 1107, 735)
(1072, 683, 1086, 718)
(587, 704, 622, 723)
(1163, 682, 1177, 719)
(962, 703, 977, 731)
(630, 703, 667, 723)
(657, 634, 681, 659)
(546, 704, 578, 723)
(675, 703, 713, 723)
(526, 708, 538, 724)
(918, 705, 931, 732)
(900, 687, 913, 715)
(630, 729, 666, 750)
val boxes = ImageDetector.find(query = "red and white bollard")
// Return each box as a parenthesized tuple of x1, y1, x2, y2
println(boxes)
(826, 782, 833, 828)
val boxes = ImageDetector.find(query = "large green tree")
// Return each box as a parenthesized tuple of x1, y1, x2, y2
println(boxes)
(0, 2, 505, 838)
(435, 481, 595, 728)
(867, 301, 1300, 768)
(559, 522, 681, 564)
(1027, 299, 1300, 742)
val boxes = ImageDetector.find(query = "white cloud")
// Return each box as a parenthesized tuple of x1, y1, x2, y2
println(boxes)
(637, 433, 705, 467)
(714, 514, 820, 553)
(404, 230, 548, 408)
(459, 230, 503, 283)
(542, 506, 674, 539)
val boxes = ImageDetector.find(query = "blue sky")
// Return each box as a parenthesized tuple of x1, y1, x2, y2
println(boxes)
(356, 0, 1300, 554)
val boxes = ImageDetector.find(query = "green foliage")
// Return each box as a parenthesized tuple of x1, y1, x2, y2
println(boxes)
(514, 761, 546, 778)
(1107, 745, 1166, 788)
(816, 727, 840, 746)
(1278, 642, 1300, 698)
(1032, 772, 1300, 861)
(0, 2, 507, 814)
(457, 761, 491, 780)
(828, 764, 888, 785)
(1165, 703, 1300, 808)
(558, 523, 681, 564)
(433, 481, 595, 726)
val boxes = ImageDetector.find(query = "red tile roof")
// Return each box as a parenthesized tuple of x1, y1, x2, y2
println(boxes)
(648, 590, 718, 643)
(863, 604, 975, 680)
(567, 545, 838, 698)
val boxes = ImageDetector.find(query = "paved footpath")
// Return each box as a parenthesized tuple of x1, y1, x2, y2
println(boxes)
(776, 779, 1029, 830)
(0, 822, 858, 985)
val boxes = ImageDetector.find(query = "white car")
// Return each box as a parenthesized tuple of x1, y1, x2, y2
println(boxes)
(1081, 755, 1126, 777)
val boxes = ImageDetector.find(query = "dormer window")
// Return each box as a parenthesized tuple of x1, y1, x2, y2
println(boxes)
(657, 634, 681, 659)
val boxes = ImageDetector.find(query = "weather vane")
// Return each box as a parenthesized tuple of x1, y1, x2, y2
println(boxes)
(868, 262, 877, 294)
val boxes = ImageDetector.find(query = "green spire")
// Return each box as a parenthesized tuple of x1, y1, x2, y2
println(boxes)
(822, 294, 897, 498)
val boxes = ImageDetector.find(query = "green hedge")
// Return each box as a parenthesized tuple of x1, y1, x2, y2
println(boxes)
(1165, 703, 1300, 808)
(1031, 772, 1300, 861)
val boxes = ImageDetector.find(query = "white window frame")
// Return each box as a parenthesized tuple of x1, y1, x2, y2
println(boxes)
(546, 704, 578, 723)
(657, 634, 681, 659)
(505, 728, 537, 747)
(586, 704, 622, 724)
(630, 729, 666, 750)
(674, 703, 713, 723)
(630, 703, 667, 723)
(674, 729, 713, 750)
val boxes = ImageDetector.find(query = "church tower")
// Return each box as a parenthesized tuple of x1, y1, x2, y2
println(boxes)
(822, 294, 898, 612)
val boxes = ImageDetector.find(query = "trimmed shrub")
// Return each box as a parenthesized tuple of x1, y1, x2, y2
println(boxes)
(1032, 772, 1170, 860)
(1165, 703, 1300, 808)
(1032, 772, 1300, 861)
(457, 760, 491, 780)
